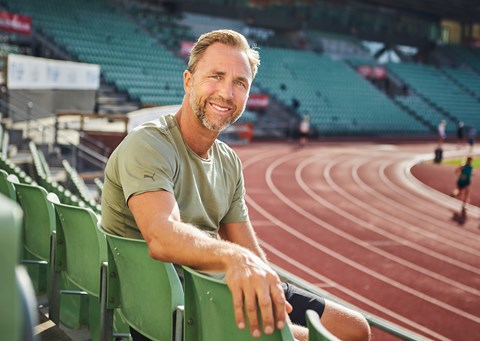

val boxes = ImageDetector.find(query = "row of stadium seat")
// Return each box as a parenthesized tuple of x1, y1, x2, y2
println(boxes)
(0, 165, 337, 341)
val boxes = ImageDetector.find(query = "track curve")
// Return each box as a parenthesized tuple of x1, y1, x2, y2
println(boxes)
(234, 142, 480, 341)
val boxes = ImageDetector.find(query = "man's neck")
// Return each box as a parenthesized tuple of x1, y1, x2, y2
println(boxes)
(175, 108, 218, 159)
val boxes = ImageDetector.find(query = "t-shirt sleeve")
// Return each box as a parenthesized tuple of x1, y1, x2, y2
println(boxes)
(221, 155, 249, 224)
(117, 127, 177, 203)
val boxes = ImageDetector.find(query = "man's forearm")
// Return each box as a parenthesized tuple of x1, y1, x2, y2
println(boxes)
(143, 218, 249, 272)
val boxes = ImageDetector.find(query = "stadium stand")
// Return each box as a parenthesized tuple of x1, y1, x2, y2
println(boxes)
(2, 0, 186, 107)
(394, 95, 454, 132)
(441, 66, 480, 99)
(388, 62, 480, 129)
(440, 44, 480, 73)
(256, 47, 428, 135)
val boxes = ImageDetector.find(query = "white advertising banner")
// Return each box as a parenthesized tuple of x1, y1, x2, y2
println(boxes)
(7, 54, 100, 90)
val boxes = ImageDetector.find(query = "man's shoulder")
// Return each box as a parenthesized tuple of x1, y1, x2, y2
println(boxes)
(132, 114, 176, 134)
(127, 115, 177, 142)
(116, 115, 178, 157)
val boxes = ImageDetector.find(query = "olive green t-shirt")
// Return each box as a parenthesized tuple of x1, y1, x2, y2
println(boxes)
(101, 114, 249, 239)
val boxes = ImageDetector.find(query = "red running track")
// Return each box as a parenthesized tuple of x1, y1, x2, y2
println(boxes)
(233, 141, 480, 341)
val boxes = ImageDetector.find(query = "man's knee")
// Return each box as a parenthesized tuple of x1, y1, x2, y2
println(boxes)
(321, 300, 371, 341)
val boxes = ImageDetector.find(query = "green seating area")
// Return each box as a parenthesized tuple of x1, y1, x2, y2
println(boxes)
(441, 45, 480, 73)
(395, 95, 455, 132)
(28, 142, 90, 210)
(124, 2, 196, 49)
(441, 67, 480, 99)
(62, 159, 101, 212)
(255, 47, 427, 134)
(388, 62, 480, 129)
(4, 0, 187, 106)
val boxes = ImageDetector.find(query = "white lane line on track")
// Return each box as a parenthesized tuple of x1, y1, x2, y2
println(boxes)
(314, 156, 480, 294)
(258, 152, 480, 322)
(310, 156, 480, 292)
(258, 239, 444, 341)
(348, 157, 480, 256)
(241, 147, 475, 339)
(320, 156, 480, 275)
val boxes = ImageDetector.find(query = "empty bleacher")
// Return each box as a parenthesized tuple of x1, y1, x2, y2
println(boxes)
(388, 62, 480, 129)
(4, 0, 187, 107)
(255, 47, 428, 135)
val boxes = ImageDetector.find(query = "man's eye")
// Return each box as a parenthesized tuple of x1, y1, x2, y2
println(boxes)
(235, 80, 246, 88)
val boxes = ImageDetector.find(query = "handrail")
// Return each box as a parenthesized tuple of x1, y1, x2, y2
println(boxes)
(272, 265, 428, 341)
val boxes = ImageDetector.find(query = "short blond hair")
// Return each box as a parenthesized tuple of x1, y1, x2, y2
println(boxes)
(188, 29, 260, 79)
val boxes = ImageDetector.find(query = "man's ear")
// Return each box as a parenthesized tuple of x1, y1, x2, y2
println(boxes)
(183, 70, 192, 93)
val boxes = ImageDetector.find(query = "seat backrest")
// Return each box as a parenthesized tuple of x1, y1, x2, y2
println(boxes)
(13, 180, 55, 261)
(50, 198, 105, 297)
(183, 266, 295, 341)
(0, 169, 16, 200)
(306, 310, 340, 341)
(104, 231, 184, 341)
(0, 194, 37, 341)
(15, 266, 39, 341)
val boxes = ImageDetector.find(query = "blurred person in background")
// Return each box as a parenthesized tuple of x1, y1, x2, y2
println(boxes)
(451, 156, 474, 218)
(299, 115, 310, 147)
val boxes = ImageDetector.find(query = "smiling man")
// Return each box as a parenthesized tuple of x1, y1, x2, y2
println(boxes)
(101, 29, 370, 341)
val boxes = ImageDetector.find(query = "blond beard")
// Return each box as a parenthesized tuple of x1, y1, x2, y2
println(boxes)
(189, 89, 244, 132)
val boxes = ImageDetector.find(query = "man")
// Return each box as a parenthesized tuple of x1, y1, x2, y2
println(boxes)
(101, 29, 370, 341)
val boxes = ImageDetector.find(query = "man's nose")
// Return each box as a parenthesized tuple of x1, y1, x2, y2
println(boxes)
(218, 80, 234, 100)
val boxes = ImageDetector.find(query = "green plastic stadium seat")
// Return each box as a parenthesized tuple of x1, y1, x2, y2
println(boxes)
(14, 181, 55, 264)
(306, 309, 340, 341)
(12, 181, 88, 329)
(100, 227, 184, 341)
(0, 194, 38, 341)
(0, 169, 16, 199)
(12, 179, 53, 297)
(182, 266, 295, 341)
(49, 195, 129, 341)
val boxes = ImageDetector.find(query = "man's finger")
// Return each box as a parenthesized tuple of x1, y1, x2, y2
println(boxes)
(229, 285, 246, 330)
(271, 281, 288, 329)
(256, 284, 275, 334)
(244, 289, 261, 338)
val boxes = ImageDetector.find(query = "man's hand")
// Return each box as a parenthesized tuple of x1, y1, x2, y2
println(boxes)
(224, 250, 292, 338)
